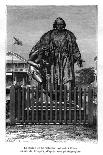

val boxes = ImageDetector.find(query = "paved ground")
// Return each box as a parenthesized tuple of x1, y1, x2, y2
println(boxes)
(6, 125, 97, 143)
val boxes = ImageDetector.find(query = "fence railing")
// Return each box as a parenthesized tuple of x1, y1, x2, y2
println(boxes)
(9, 84, 96, 125)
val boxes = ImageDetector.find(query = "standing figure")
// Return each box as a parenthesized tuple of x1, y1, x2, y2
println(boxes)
(29, 17, 83, 91)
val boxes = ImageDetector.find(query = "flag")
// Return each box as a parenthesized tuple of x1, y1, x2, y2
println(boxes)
(13, 37, 23, 46)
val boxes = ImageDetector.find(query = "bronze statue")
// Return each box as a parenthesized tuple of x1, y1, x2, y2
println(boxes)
(29, 17, 83, 90)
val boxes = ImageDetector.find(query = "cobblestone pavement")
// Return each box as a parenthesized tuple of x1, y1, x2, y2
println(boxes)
(6, 125, 97, 143)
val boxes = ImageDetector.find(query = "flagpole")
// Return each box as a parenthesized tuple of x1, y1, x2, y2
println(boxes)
(12, 37, 14, 84)
(12, 36, 23, 84)
(12, 55, 13, 84)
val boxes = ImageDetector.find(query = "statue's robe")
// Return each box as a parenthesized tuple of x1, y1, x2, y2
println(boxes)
(29, 29, 82, 90)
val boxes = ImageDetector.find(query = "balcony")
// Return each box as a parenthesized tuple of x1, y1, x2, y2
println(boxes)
(6, 68, 28, 72)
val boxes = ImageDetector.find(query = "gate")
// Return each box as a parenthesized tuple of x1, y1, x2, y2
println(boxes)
(9, 84, 95, 125)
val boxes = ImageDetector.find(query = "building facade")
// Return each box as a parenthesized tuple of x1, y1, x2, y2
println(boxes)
(6, 54, 30, 89)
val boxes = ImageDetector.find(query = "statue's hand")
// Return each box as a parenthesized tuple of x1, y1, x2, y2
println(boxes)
(77, 59, 83, 67)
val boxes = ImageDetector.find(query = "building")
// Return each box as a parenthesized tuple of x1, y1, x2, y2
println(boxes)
(6, 53, 31, 104)
(6, 53, 30, 88)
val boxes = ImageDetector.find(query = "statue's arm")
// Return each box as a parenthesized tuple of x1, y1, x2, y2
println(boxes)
(71, 34, 83, 67)
(29, 31, 51, 62)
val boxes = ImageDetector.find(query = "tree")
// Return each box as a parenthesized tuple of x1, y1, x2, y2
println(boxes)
(75, 67, 95, 86)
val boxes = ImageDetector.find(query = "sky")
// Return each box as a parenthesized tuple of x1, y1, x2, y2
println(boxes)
(7, 5, 97, 68)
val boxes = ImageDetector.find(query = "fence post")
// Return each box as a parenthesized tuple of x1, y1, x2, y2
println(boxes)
(88, 87, 94, 126)
(27, 87, 30, 122)
(69, 84, 72, 123)
(50, 83, 53, 123)
(55, 82, 58, 124)
(17, 86, 21, 122)
(31, 87, 35, 123)
(10, 85, 15, 125)
(59, 83, 62, 124)
(74, 87, 77, 124)
(83, 88, 86, 124)
(41, 84, 43, 122)
(64, 85, 67, 124)
(46, 82, 48, 123)
(36, 86, 39, 123)
(78, 87, 82, 124)
(22, 86, 25, 123)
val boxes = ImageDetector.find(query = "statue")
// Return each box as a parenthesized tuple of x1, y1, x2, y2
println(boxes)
(29, 17, 83, 91)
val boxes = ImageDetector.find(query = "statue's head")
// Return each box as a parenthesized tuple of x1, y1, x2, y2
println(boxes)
(53, 17, 66, 30)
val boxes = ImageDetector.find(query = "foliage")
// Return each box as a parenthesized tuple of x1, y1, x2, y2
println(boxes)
(75, 67, 96, 86)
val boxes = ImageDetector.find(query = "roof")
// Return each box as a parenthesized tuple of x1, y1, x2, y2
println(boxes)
(6, 55, 26, 64)
(6, 60, 26, 64)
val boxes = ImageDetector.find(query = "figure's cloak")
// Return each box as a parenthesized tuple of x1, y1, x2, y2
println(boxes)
(29, 29, 82, 89)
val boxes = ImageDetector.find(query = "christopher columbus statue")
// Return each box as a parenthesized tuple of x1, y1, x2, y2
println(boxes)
(29, 17, 83, 90)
